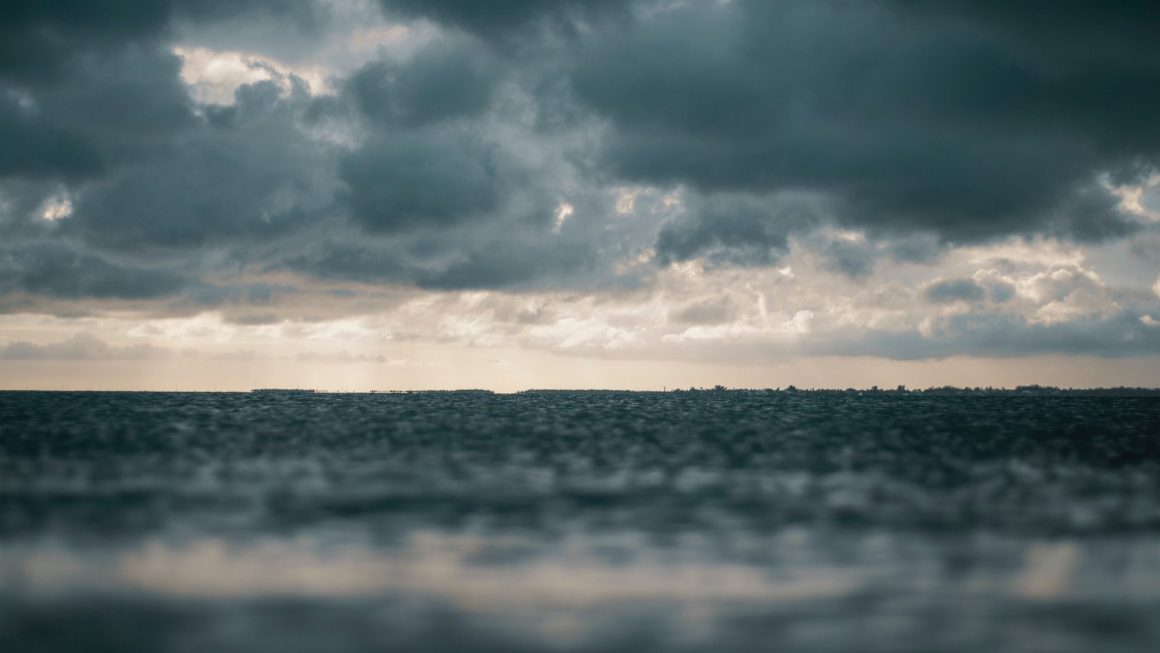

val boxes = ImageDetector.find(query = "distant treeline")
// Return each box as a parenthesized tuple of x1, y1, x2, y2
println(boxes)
(244, 386, 1160, 397)
(521, 385, 1160, 396)
(250, 389, 497, 395)
(251, 388, 316, 394)
(365, 389, 496, 395)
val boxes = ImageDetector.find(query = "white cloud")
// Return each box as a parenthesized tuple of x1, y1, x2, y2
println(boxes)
(3, 233, 1158, 372)
(552, 202, 574, 234)
(792, 310, 814, 334)
(174, 46, 330, 104)
(38, 194, 73, 222)
(1108, 172, 1160, 222)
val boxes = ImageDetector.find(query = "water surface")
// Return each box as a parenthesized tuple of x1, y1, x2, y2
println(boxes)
(2, 391, 1159, 652)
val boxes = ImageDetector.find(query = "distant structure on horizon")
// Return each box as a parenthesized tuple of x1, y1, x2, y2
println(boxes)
(250, 388, 316, 395)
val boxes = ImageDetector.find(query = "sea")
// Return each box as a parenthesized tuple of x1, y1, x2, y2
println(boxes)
(1, 390, 1159, 652)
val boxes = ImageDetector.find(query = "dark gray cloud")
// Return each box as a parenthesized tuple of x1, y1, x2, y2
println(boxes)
(0, 43, 192, 185)
(66, 77, 336, 252)
(292, 189, 640, 292)
(0, 2, 170, 83)
(570, 0, 1158, 247)
(926, 272, 1018, 305)
(2, 0, 519, 307)
(669, 296, 741, 326)
(0, 0, 321, 81)
(820, 240, 878, 280)
(0, 243, 186, 300)
(794, 231, 946, 280)
(286, 32, 607, 287)
(813, 311, 1160, 360)
(0, 96, 104, 181)
(345, 39, 500, 128)
(0, 1, 319, 147)
(339, 129, 508, 234)
(656, 193, 817, 267)
(0, 0, 331, 252)
(2, 0, 1159, 369)
(925, 278, 986, 304)
(0, 179, 62, 237)
(414, 237, 605, 291)
(376, 0, 632, 40)
(985, 281, 1017, 304)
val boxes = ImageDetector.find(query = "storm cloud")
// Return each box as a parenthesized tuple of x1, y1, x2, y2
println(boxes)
(2, 0, 1159, 363)
(0, 243, 186, 300)
(571, 0, 1158, 245)
(376, 0, 633, 40)
(924, 278, 986, 304)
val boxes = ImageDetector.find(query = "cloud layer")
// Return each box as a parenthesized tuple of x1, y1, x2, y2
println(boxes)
(2, 0, 1159, 364)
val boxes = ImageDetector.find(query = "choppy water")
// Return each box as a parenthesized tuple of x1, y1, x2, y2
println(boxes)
(2, 391, 1159, 652)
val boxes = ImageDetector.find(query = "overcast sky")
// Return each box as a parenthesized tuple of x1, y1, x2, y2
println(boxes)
(2, 0, 1160, 390)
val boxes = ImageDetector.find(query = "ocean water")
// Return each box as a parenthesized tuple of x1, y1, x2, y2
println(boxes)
(1, 390, 1159, 652)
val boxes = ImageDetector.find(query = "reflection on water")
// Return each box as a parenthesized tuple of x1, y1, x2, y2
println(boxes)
(6, 531, 866, 602)
(2, 391, 1159, 651)
(5, 530, 1160, 652)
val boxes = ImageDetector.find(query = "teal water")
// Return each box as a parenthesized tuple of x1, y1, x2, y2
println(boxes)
(2, 391, 1159, 652)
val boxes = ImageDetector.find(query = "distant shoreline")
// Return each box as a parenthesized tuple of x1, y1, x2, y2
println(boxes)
(2, 386, 1160, 397)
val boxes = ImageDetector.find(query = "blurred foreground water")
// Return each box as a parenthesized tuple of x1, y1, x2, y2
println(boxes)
(2, 391, 1159, 652)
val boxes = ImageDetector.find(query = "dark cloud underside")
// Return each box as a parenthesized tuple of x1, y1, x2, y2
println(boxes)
(571, 0, 1158, 244)
(376, 0, 633, 39)
(0, 243, 186, 300)
(0, 0, 1158, 360)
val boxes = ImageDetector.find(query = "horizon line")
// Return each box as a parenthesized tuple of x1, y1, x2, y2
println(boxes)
(3, 385, 1160, 395)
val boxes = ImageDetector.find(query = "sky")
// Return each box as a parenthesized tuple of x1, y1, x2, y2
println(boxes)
(2, 0, 1160, 391)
